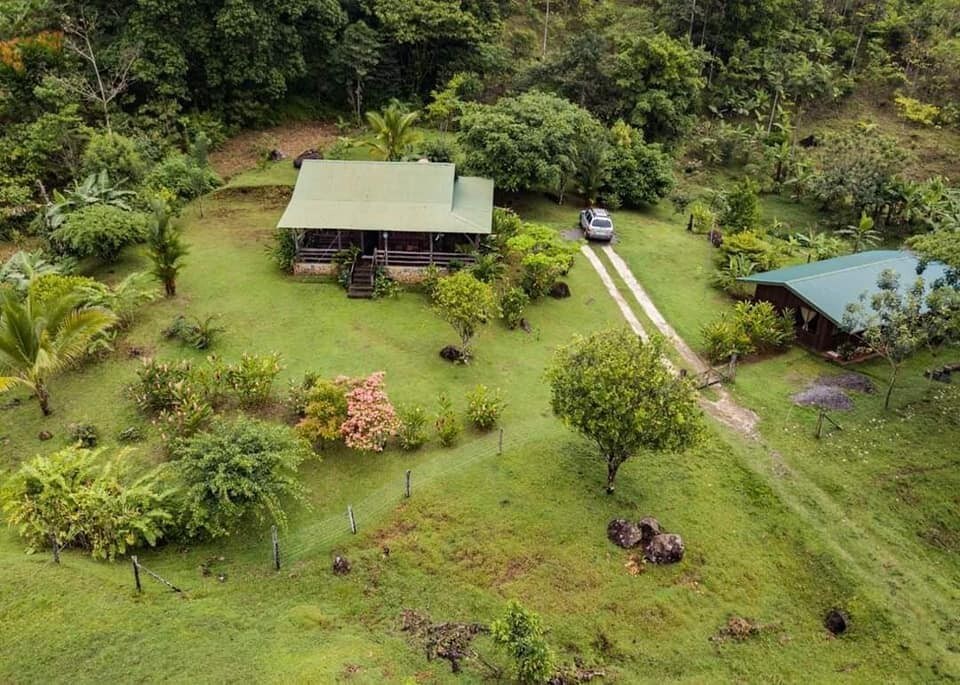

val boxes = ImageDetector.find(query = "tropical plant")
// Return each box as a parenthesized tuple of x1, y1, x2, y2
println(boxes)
(500, 286, 530, 329)
(712, 253, 758, 298)
(362, 103, 421, 161)
(43, 170, 136, 230)
(547, 328, 703, 493)
(702, 301, 795, 362)
(397, 404, 428, 450)
(163, 314, 224, 350)
(80, 271, 158, 328)
(466, 384, 505, 430)
(718, 178, 761, 233)
(434, 393, 461, 447)
(0, 290, 116, 415)
(0, 250, 73, 292)
(470, 252, 506, 283)
(146, 202, 188, 297)
(1, 446, 174, 560)
(173, 417, 310, 540)
(837, 212, 881, 253)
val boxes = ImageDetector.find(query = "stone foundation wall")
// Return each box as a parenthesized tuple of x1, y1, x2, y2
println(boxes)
(384, 265, 428, 284)
(293, 262, 336, 277)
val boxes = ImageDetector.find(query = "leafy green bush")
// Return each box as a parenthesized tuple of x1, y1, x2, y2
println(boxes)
(270, 227, 297, 272)
(689, 201, 716, 234)
(701, 301, 795, 362)
(492, 207, 522, 245)
(603, 137, 674, 208)
(717, 230, 785, 271)
(490, 600, 554, 684)
(500, 286, 530, 329)
(51, 204, 149, 262)
(466, 384, 505, 430)
(80, 271, 159, 328)
(295, 378, 349, 446)
(69, 422, 99, 448)
(173, 417, 309, 540)
(421, 264, 443, 297)
(894, 95, 941, 126)
(397, 405, 428, 450)
(82, 131, 147, 183)
(712, 253, 758, 299)
(142, 153, 221, 202)
(155, 382, 215, 445)
(28, 273, 105, 307)
(434, 394, 462, 447)
(373, 269, 402, 298)
(718, 178, 761, 233)
(1, 447, 173, 560)
(419, 137, 456, 163)
(504, 223, 577, 299)
(132, 358, 196, 413)
(226, 352, 283, 408)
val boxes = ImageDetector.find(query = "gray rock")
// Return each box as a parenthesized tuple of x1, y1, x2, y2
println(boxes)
(638, 517, 662, 546)
(607, 519, 643, 548)
(333, 555, 351, 575)
(644, 533, 685, 564)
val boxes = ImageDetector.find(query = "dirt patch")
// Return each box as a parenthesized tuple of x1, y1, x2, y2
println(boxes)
(793, 373, 875, 411)
(210, 121, 337, 180)
(816, 373, 875, 394)
(711, 615, 777, 643)
(213, 185, 292, 206)
(495, 553, 544, 585)
(400, 609, 489, 674)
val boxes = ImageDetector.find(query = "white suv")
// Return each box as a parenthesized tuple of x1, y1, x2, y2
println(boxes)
(579, 207, 614, 241)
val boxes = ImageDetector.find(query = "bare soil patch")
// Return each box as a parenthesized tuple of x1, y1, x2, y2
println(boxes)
(210, 121, 337, 180)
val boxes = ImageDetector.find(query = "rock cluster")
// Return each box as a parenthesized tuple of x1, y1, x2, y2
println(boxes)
(606, 516, 684, 564)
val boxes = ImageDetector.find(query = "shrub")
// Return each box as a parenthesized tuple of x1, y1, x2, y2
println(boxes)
(51, 204, 149, 262)
(712, 253, 758, 299)
(504, 223, 577, 299)
(701, 301, 796, 363)
(689, 200, 716, 234)
(492, 207, 522, 245)
(373, 269, 402, 299)
(500, 286, 529, 329)
(419, 137, 456, 163)
(143, 153, 221, 202)
(80, 271, 159, 328)
(421, 264, 443, 297)
(717, 230, 784, 271)
(226, 352, 283, 408)
(894, 95, 941, 126)
(29, 273, 105, 307)
(155, 383, 214, 445)
(432, 271, 498, 357)
(271, 227, 297, 272)
(82, 131, 147, 183)
(173, 417, 309, 540)
(296, 378, 349, 445)
(69, 422, 99, 448)
(397, 405, 429, 450)
(603, 138, 675, 208)
(466, 384, 505, 430)
(434, 394, 461, 447)
(718, 179, 761, 233)
(163, 314, 224, 349)
(1, 447, 173, 560)
(340, 372, 399, 452)
(520, 252, 567, 299)
(132, 358, 196, 413)
(490, 600, 554, 684)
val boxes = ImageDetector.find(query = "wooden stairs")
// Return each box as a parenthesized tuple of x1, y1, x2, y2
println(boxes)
(347, 259, 374, 299)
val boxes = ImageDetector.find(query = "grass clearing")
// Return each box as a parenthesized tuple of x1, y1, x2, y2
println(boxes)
(1, 180, 956, 681)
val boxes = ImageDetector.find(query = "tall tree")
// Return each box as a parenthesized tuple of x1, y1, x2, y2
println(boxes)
(546, 328, 703, 493)
(0, 289, 115, 415)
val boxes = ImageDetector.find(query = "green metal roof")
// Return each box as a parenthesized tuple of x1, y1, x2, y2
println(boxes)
(740, 250, 950, 327)
(277, 160, 493, 234)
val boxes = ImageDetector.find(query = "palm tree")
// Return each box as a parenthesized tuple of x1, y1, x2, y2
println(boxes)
(362, 104, 421, 161)
(146, 203, 188, 297)
(0, 291, 116, 416)
(837, 212, 881, 253)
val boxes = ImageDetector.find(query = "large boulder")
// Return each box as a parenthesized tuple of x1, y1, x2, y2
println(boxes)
(269, 148, 287, 162)
(638, 517, 662, 546)
(644, 533, 685, 564)
(332, 555, 351, 575)
(293, 149, 323, 169)
(607, 519, 643, 549)
(439, 345, 466, 363)
(548, 282, 571, 299)
(824, 609, 848, 635)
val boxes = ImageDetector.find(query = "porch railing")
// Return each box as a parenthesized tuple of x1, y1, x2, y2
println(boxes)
(374, 250, 476, 268)
(296, 247, 339, 263)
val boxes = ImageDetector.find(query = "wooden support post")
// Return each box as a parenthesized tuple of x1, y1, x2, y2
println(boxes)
(271, 525, 280, 571)
(347, 505, 357, 535)
(428, 232, 434, 265)
(405, 469, 411, 498)
(728, 353, 738, 382)
(132, 555, 142, 593)
(50, 533, 59, 564)
(498, 428, 504, 456)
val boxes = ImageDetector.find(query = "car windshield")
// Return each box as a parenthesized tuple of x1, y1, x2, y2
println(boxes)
(592, 219, 612, 228)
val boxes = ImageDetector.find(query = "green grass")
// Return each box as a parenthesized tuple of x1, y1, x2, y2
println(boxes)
(1, 186, 956, 682)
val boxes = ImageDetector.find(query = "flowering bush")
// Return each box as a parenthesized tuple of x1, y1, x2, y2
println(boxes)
(132, 358, 196, 412)
(466, 384, 505, 430)
(296, 378, 350, 446)
(340, 372, 399, 452)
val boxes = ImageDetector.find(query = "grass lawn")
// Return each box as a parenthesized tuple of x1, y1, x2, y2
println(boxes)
(1, 178, 956, 681)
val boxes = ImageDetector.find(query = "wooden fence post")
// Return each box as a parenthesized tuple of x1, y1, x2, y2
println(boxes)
(271, 525, 280, 571)
(405, 470, 411, 498)
(132, 555, 142, 593)
(347, 505, 357, 535)
(498, 428, 504, 456)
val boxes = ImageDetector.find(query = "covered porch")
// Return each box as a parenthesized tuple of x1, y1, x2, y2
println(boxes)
(294, 228, 480, 268)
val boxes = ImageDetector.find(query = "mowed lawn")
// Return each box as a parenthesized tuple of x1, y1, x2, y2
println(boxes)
(0, 187, 948, 682)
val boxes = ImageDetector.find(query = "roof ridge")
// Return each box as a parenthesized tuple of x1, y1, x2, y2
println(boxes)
(784, 253, 907, 284)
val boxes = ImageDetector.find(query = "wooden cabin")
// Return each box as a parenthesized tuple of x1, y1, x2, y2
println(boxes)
(739, 250, 950, 356)
(277, 160, 494, 296)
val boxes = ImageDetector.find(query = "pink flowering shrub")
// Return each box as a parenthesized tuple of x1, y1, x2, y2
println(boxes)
(339, 372, 399, 452)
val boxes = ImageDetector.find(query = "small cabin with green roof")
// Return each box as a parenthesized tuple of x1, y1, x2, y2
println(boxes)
(739, 250, 949, 355)
(277, 160, 494, 295)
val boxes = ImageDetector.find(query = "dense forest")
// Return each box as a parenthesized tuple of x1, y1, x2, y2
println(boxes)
(2, 0, 960, 247)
